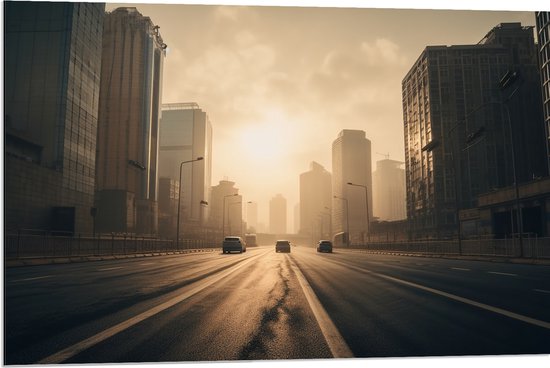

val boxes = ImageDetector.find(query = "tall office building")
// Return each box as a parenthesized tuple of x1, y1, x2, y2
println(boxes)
(332, 130, 373, 244)
(299, 162, 332, 240)
(159, 103, 212, 237)
(294, 203, 300, 235)
(537, 12, 550, 171)
(372, 159, 406, 221)
(95, 7, 166, 235)
(403, 23, 547, 238)
(269, 194, 287, 235)
(246, 201, 258, 233)
(210, 180, 242, 237)
(4, 2, 105, 234)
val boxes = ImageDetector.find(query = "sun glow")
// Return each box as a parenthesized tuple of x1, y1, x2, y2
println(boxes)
(237, 111, 293, 164)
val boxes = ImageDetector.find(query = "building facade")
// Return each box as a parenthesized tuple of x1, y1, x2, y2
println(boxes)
(4, 2, 105, 234)
(159, 103, 212, 238)
(403, 23, 547, 239)
(299, 161, 332, 241)
(373, 159, 406, 221)
(246, 201, 258, 233)
(210, 181, 242, 239)
(158, 177, 179, 239)
(95, 7, 166, 235)
(537, 12, 550, 172)
(269, 194, 287, 235)
(332, 130, 373, 244)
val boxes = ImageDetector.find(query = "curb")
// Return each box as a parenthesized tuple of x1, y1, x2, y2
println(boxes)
(5, 248, 219, 268)
(354, 249, 550, 266)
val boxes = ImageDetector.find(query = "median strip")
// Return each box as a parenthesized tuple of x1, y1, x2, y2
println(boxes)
(288, 257, 354, 358)
(37, 250, 270, 364)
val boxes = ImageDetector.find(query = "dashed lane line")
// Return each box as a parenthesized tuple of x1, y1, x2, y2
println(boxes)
(335, 261, 550, 331)
(534, 289, 550, 294)
(37, 250, 270, 364)
(288, 257, 354, 358)
(97, 267, 124, 272)
(8, 275, 53, 283)
(451, 267, 471, 271)
(488, 271, 517, 277)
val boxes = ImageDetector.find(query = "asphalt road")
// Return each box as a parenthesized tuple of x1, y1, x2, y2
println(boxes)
(4, 245, 550, 364)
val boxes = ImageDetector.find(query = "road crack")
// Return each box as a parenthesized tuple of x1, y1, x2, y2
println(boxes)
(238, 261, 291, 360)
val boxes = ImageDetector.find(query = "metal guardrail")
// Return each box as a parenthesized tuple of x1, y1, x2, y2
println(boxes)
(349, 237, 550, 259)
(4, 231, 217, 260)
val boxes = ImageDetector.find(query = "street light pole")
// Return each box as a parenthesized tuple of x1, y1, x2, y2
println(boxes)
(324, 206, 332, 241)
(333, 195, 350, 247)
(228, 201, 242, 236)
(200, 200, 208, 246)
(347, 182, 370, 244)
(222, 194, 238, 240)
(176, 157, 203, 249)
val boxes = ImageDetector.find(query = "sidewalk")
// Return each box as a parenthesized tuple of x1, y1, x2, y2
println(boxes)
(4, 248, 219, 268)
(359, 249, 550, 266)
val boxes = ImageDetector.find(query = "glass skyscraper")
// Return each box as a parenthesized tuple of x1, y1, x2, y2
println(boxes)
(331, 130, 373, 245)
(403, 23, 547, 239)
(159, 103, 213, 238)
(5, 2, 105, 234)
(95, 7, 166, 235)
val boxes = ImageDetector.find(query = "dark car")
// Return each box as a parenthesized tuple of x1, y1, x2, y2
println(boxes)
(275, 240, 291, 253)
(222, 236, 246, 254)
(317, 240, 333, 253)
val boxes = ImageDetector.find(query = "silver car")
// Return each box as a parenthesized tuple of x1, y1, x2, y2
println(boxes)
(222, 236, 246, 254)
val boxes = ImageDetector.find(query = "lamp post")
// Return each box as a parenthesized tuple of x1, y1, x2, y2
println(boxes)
(176, 157, 203, 249)
(347, 182, 370, 244)
(222, 194, 238, 240)
(500, 69, 524, 257)
(228, 201, 242, 236)
(333, 195, 350, 247)
(324, 206, 332, 241)
(200, 200, 208, 246)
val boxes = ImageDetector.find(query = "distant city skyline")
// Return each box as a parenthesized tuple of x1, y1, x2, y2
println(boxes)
(105, 1, 543, 228)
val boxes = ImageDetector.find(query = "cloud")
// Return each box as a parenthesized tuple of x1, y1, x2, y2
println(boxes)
(360, 38, 408, 67)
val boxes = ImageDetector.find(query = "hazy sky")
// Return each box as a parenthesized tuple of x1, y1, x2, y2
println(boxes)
(106, 1, 542, 230)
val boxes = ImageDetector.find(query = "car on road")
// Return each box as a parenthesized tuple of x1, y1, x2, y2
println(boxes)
(222, 236, 246, 254)
(275, 240, 291, 253)
(317, 240, 333, 253)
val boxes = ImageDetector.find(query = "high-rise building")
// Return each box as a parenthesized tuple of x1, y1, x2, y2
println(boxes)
(332, 130, 373, 244)
(372, 159, 406, 221)
(246, 201, 258, 233)
(299, 162, 332, 240)
(294, 203, 300, 236)
(536, 12, 550, 171)
(4, 2, 105, 234)
(269, 194, 287, 235)
(158, 177, 179, 239)
(159, 103, 212, 238)
(95, 7, 166, 235)
(403, 23, 547, 239)
(210, 180, 242, 238)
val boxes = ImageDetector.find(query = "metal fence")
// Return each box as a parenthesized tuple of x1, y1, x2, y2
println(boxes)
(351, 236, 550, 259)
(4, 230, 217, 260)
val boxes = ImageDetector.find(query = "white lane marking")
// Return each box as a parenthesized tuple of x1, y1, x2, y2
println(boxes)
(38, 250, 269, 364)
(9, 275, 53, 283)
(451, 267, 471, 271)
(338, 262, 550, 331)
(288, 257, 354, 358)
(534, 289, 550, 294)
(488, 271, 517, 277)
(97, 267, 124, 272)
